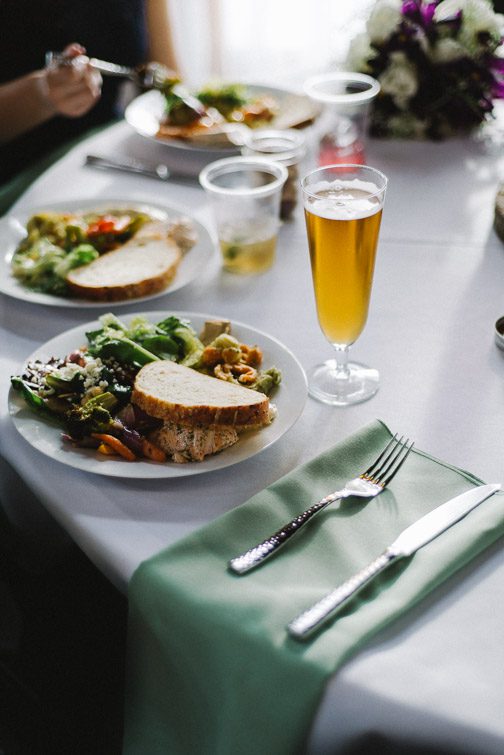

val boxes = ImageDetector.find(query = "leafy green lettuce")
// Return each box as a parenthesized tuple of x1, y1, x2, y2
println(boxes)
(86, 314, 204, 368)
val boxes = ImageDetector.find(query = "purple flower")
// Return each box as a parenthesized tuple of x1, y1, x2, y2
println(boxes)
(421, 2, 438, 27)
(401, 0, 439, 29)
(401, 0, 420, 19)
(493, 81, 504, 99)
(488, 56, 504, 98)
(490, 57, 504, 74)
(356, 0, 504, 138)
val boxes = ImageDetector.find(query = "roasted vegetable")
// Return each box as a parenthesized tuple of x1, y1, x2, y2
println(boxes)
(91, 433, 136, 460)
(11, 377, 62, 422)
(65, 392, 117, 439)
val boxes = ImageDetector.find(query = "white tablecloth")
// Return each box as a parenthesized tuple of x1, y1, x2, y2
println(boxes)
(1, 120, 504, 753)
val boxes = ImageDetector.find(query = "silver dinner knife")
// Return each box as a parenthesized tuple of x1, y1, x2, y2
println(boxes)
(288, 483, 501, 641)
(85, 154, 187, 182)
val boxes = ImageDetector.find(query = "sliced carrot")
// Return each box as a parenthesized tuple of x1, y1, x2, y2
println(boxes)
(141, 438, 167, 463)
(97, 442, 118, 456)
(91, 433, 136, 461)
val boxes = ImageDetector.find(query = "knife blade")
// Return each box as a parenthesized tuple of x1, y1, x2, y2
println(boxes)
(84, 154, 194, 184)
(288, 483, 501, 641)
(85, 154, 170, 181)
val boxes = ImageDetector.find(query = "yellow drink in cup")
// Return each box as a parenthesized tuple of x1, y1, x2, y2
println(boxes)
(220, 233, 278, 274)
(199, 157, 288, 275)
(304, 187, 383, 345)
(302, 165, 387, 406)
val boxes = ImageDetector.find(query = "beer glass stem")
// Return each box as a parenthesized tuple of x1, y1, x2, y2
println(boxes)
(332, 344, 350, 380)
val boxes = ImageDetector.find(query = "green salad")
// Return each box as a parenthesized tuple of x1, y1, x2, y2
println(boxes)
(11, 209, 151, 296)
(160, 78, 277, 128)
(11, 313, 281, 463)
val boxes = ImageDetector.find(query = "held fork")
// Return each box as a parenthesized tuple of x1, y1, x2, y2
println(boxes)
(228, 434, 414, 575)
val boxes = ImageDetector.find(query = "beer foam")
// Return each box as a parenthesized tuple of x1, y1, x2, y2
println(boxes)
(304, 178, 383, 220)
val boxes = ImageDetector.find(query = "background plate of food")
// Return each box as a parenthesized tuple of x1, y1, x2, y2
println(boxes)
(0, 199, 215, 308)
(8, 311, 308, 478)
(125, 82, 320, 151)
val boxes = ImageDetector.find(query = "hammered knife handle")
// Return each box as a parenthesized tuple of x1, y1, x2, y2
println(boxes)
(228, 492, 342, 575)
(288, 550, 395, 640)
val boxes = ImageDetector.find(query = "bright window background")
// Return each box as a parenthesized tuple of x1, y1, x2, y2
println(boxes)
(170, 0, 375, 87)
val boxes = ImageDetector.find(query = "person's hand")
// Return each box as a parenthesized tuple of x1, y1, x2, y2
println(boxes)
(45, 43, 102, 118)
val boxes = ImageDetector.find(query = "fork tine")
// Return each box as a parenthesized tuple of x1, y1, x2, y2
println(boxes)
(363, 433, 399, 478)
(376, 438, 414, 487)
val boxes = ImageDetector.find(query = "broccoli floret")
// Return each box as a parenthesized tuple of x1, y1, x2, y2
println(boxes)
(65, 392, 118, 439)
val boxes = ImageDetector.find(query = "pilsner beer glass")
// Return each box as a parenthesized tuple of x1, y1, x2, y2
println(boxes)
(302, 164, 387, 406)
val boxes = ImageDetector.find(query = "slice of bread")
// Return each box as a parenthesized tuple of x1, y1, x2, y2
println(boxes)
(66, 221, 182, 301)
(132, 360, 270, 427)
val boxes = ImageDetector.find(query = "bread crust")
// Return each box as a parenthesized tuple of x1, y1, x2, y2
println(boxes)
(66, 257, 179, 301)
(66, 226, 182, 301)
(132, 360, 270, 427)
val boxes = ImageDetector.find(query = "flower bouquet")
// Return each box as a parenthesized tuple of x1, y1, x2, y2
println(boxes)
(347, 0, 504, 139)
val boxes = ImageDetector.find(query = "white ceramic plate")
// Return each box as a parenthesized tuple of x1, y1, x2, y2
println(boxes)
(125, 85, 320, 152)
(9, 311, 308, 478)
(0, 199, 216, 308)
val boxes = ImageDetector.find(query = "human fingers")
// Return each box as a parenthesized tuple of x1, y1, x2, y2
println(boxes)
(54, 88, 101, 117)
(83, 67, 102, 99)
(46, 56, 101, 90)
(45, 43, 87, 71)
(45, 67, 102, 116)
(61, 42, 87, 59)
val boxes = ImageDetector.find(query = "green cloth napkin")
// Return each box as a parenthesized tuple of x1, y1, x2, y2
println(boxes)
(124, 419, 504, 755)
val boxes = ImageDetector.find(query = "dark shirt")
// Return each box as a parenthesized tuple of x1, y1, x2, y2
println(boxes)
(0, 0, 148, 181)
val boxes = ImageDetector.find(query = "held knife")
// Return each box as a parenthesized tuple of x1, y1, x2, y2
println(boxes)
(288, 483, 501, 641)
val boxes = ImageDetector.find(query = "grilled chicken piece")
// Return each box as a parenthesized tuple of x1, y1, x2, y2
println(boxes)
(149, 421, 239, 462)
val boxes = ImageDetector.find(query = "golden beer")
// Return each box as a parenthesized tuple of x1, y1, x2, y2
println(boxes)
(304, 187, 383, 345)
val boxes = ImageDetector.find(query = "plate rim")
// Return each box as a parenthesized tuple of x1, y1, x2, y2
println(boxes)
(0, 198, 216, 308)
(8, 310, 308, 479)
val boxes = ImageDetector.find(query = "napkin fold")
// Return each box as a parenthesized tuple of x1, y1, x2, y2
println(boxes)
(124, 420, 504, 755)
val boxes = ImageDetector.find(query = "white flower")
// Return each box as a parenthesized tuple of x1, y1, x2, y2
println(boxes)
(366, 0, 403, 44)
(430, 37, 467, 62)
(346, 32, 375, 72)
(379, 51, 418, 108)
(435, 0, 504, 55)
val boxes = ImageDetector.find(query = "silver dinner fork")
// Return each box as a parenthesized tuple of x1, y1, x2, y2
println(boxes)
(228, 434, 414, 575)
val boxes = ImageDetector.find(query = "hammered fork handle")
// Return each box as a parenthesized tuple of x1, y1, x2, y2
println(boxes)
(228, 490, 343, 574)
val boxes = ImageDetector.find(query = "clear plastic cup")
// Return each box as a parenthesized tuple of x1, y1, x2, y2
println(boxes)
(304, 72, 380, 167)
(241, 129, 306, 220)
(199, 156, 288, 274)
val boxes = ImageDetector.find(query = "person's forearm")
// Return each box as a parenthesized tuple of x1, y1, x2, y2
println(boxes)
(0, 71, 56, 144)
